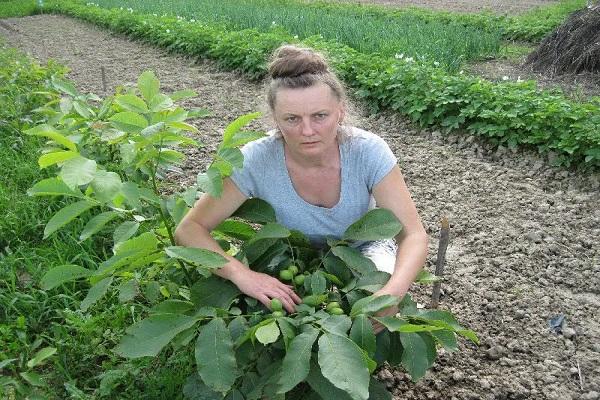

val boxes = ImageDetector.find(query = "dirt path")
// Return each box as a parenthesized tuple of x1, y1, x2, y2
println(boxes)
(310, 0, 561, 15)
(2, 14, 599, 400)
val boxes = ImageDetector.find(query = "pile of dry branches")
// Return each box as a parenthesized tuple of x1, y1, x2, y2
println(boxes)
(526, 4, 600, 75)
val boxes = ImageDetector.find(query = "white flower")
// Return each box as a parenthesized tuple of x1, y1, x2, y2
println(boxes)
(272, 21, 276, 25)
(517, 76, 523, 82)
(190, 19, 195, 22)
(433, 61, 440, 66)
(294, 35, 298, 39)
(394, 53, 404, 59)
(166, 29, 170, 33)
(459, 70, 464, 75)
(502, 76, 509, 81)
(405, 57, 414, 63)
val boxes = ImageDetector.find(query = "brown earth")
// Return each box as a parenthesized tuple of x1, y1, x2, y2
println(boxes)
(2, 14, 600, 400)
(310, 0, 561, 15)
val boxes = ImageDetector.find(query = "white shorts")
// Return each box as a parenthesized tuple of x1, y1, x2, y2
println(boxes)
(357, 239, 397, 274)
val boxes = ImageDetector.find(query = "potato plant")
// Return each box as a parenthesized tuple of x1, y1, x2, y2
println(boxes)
(28, 71, 477, 399)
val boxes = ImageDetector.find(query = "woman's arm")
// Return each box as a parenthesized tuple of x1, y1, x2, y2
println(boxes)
(372, 165, 429, 297)
(174, 178, 301, 312)
(370, 165, 429, 332)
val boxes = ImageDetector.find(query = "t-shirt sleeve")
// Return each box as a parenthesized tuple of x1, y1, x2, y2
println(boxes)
(362, 134, 398, 191)
(229, 141, 262, 198)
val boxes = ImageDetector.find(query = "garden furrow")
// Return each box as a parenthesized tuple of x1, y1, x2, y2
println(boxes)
(1, 14, 599, 400)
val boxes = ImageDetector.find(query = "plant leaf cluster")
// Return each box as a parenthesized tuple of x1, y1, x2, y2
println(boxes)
(27, 70, 477, 399)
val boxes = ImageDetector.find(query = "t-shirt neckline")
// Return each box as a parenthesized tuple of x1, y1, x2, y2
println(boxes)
(278, 138, 345, 211)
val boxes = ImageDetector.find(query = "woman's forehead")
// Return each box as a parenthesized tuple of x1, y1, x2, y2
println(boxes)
(274, 83, 340, 114)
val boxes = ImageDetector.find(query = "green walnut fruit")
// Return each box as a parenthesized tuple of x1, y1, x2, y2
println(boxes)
(329, 307, 344, 315)
(294, 274, 305, 285)
(279, 269, 293, 281)
(326, 302, 340, 311)
(302, 294, 327, 307)
(272, 310, 284, 318)
(288, 265, 299, 275)
(270, 298, 283, 311)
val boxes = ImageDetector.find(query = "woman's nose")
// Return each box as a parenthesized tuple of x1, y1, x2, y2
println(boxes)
(300, 118, 315, 136)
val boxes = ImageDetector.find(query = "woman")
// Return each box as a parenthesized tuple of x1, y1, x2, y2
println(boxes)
(175, 45, 428, 331)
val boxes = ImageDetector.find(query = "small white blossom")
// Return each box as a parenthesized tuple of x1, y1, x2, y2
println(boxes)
(394, 53, 404, 59)
(502, 76, 509, 81)
(433, 61, 440, 66)
(190, 19, 195, 22)
(272, 21, 276, 25)
(166, 29, 170, 33)
(405, 57, 414, 63)
(294, 35, 298, 39)
(517, 76, 523, 82)
(459, 70, 464, 75)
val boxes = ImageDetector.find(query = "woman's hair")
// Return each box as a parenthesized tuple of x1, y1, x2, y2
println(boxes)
(267, 45, 346, 112)
(266, 45, 355, 138)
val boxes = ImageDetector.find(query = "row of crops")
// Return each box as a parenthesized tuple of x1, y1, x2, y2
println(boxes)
(31, 0, 600, 169)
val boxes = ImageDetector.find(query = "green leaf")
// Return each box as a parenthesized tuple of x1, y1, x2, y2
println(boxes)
(249, 223, 290, 244)
(27, 177, 84, 198)
(318, 333, 370, 400)
(38, 150, 79, 169)
(115, 94, 149, 113)
(73, 100, 94, 118)
(310, 271, 327, 295)
(113, 221, 140, 245)
(255, 321, 280, 344)
(138, 70, 160, 102)
(195, 318, 239, 394)
(182, 374, 223, 400)
(415, 269, 441, 283)
(26, 347, 57, 369)
(44, 200, 95, 239)
(25, 124, 76, 151)
(214, 219, 255, 241)
(431, 330, 458, 352)
(118, 279, 138, 303)
(150, 299, 195, 315)
(232, 198, 276, 224)
(399, 332, 431, 381)
(80, 211, 120, 241)
(342, 209, 403, 241)
(40, 264, 92, 290)
(59, 156, 97, 188)
(51, 76, 78, 96)
(115, 313, 197, 358)
(331, 246, 377, 276)
(217, 147, 243, 168)
(318, 315, 352, 336)
(221, 112, 262, 148)
(80, 276, 113, 312)
(350, 315, 376, 358)
(355, 271, 391, 293)
(149, 93, 174, 112)
(350, 295, 399, 318)
(277, 327, 319, 393)
(20, 371, 45, 387)
(190, 276, 241, 309)
(197, 166, 223, 198)
(169, 89, 197, 102)
(165, 246, 228, 269)
(223, 130, 266, 148)
(109, 112, 148, 133)
(91, 170, 122, 203)
(306, 360, 353, 400)
(167, 121, 199, 133)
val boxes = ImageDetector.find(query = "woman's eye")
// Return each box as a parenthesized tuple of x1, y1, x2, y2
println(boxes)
(315, 113, 327, 120)
(285, 116, 297, 123)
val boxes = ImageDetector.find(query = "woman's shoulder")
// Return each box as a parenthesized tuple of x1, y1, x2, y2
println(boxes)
(240, 130, 282, 157)
(342, 126, 389, 149)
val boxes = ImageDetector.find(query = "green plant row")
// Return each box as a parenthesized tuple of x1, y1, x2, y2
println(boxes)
(0, 0, 36, 18)
(40, 1, 600, 169)
(294, 0, 587, 42)
(89, 0, 502, 73)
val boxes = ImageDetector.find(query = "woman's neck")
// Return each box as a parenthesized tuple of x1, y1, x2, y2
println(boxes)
(283, 139, 340, 169)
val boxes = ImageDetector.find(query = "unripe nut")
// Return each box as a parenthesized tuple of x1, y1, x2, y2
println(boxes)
(326, 302, 340, 311)
(294, 275, 305, 285)
(272, 311, 284, 318)
(329, 307, 344, 315)
(288, 265, 299, 275)
(270, 298, 283, 311)
(279, 269, 293, 281)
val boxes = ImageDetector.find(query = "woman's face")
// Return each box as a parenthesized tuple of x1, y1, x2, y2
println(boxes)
(273, 83, 344, 157)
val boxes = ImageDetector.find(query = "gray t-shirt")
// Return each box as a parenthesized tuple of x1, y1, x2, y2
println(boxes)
(230, 127, 397, 246)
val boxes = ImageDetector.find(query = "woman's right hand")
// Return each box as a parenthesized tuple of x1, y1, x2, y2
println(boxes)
(231, 268, 302, 313)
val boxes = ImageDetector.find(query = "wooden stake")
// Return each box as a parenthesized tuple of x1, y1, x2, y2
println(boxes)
(431, 216, 450, 309)
(100, 66, 107, 95)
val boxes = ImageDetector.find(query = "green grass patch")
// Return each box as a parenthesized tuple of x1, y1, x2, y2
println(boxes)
(0, 0, 37, 18)
(88, 0, 502, 72)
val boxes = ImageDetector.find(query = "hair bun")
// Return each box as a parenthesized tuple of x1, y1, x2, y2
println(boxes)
(269, 45, 329, 79)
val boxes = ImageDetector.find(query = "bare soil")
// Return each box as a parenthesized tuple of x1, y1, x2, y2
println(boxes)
(2, 14, 600, 400)
(313, 0, 561, 15)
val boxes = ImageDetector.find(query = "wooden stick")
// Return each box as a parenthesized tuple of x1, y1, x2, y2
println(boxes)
(431, 216, 450, 309)
(100, 66, 107, 95)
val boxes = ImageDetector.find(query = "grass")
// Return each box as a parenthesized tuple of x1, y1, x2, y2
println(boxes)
(0, 0, 37, 18)
(89, 0, 502, 72)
